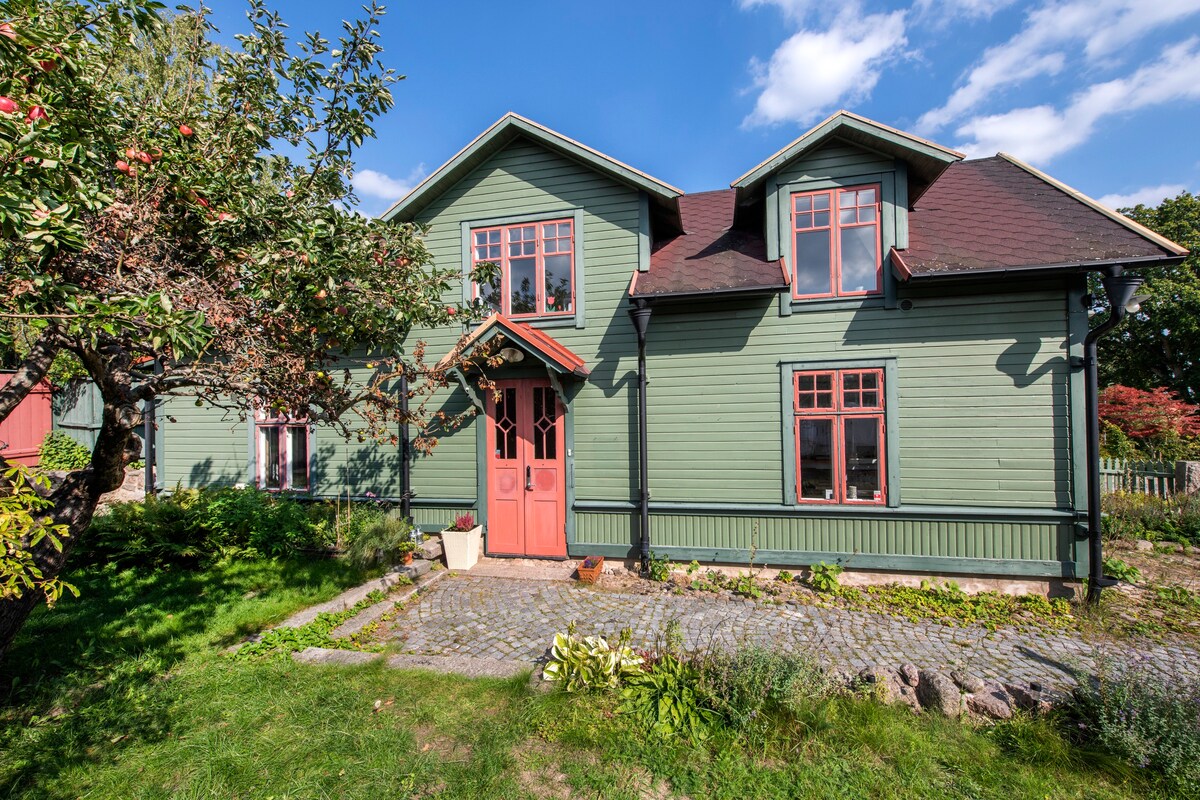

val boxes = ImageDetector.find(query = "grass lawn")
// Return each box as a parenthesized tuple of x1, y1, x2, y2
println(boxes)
(0, 560, 1165, 799)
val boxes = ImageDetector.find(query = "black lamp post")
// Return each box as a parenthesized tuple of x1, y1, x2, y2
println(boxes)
(1083, 269, 1145, 604)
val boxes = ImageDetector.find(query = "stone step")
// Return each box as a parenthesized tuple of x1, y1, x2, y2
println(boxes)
(385, 653, 531, 679)
(395, 558, 432, 581)
(293, 647, 382, 666)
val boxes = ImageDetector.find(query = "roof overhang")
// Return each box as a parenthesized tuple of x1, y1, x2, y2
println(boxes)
(891, 248, 1188, 283)
(381, 113, 684, 234)
(731, 110, 963, 207)
(435, 314, 589, 378)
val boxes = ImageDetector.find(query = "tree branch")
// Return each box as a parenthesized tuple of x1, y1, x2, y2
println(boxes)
(0, 328, 61, 423)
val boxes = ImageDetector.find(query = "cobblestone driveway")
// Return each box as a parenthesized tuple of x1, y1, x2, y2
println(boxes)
(387, 575, 1198, 688)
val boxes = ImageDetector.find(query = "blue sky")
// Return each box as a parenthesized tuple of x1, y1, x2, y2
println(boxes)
(209, 0, 1200, 217)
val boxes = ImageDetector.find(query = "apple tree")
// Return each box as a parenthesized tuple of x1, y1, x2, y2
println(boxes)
(0, 0, 485, 657)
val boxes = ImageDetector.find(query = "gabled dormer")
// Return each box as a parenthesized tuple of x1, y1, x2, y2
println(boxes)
(730, 111, 962, 312)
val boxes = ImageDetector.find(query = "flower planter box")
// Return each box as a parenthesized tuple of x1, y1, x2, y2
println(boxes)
(576, 555, 604, 584)
(442, 525, 483, 571)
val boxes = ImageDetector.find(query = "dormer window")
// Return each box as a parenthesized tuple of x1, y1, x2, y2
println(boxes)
(472, 219, 575, 318)
(792, 185, 881, 299)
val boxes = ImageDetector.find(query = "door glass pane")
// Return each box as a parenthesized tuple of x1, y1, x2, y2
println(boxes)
(843, 417, 881, 501)
(544, 254, 572, 313)
(839, 225, 877, 294)
(288, 426, 308, 490)
(798, 418, 834, 500)
(532, 387, 557, 460)
(260, 427, 281, 489)
(509, 257, 536, 315)
(794, 230, 831, 296)
(495, 388, 517, 459)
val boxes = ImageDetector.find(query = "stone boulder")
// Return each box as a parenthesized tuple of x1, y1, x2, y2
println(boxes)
(966, 681, 1014, 720)
(900, 663, 920, 687)
(916, 669, 963, 717)
(950, 670, 985, 694)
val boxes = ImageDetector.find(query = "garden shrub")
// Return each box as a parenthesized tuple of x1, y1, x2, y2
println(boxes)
(37, 431, 92, 471)
(1101, 490, 1200, 544)
(542, 626, 644, 692)
(620, 652, 719, 740)
(1067, 657, 1200, 795)
(696, 646, 837, 731)
(344, 514, 415, 568)
(83, 487, 327, 568)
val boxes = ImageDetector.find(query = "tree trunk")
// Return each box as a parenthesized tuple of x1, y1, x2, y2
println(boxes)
(0, 391, 138, 659)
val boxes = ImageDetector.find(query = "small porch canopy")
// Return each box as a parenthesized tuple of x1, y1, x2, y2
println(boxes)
(436, 314, 589, 409)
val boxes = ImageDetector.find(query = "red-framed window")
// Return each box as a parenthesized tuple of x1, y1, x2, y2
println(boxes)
(793, 368, 885, 505)
(791, 184, 881, 299)
(472, 219, 575, 318)
(255, 411, 310, 492)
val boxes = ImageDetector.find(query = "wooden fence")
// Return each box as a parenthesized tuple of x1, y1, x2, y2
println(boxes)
(0, 373, 52, 466)
(1100, 458, 1177, 497)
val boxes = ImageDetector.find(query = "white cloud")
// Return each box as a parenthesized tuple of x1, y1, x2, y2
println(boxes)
(954, 38, 1200, 161)
(352, 167, 423, 201)
(913, 0, 1018, 22)
(917, 0, 1200, 135)
(1098, 184, 1189, 209)
(742, 9, 908, 127)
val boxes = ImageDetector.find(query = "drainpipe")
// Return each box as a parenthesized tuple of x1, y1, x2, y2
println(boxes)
(143, 394, 156, 498)
(629, 300, 653, 574)
(399, 371, 412, 525)
(1082, 268, 1144, 604)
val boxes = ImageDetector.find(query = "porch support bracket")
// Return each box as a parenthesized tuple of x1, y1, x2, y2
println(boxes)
(545, 368, 570, 411)
(451, 367, 485, 412)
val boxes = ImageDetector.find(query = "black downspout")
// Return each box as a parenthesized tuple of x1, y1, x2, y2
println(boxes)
(399, 372, 412, 525)
(143, 395, 156, 498)
(629, 300, 652, 574)
(1083, 268, 1143, 604)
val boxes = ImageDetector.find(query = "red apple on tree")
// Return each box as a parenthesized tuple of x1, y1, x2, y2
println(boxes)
(0, 96, 17, 114)
(0, 23, 16, 40)
(25, 105, 46, 122)
(178, 123, 193, 137)
(115, 160, 130, 173)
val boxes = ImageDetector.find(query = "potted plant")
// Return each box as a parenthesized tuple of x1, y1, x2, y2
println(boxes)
(576, 555, 604, 584)
(397, 539, 418, 566)
(441, 512, 482, 570)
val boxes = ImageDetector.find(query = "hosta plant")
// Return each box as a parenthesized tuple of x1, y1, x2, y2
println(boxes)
(619, 652, 719, 740)
(541, 628, 644, 692)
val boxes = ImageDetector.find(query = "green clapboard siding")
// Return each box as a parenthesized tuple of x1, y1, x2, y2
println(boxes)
(572, 511, 1075, 577)
(158, 395, 248, 487)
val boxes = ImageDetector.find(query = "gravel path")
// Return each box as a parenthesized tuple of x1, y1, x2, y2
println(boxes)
(385, 575, 1200, 689)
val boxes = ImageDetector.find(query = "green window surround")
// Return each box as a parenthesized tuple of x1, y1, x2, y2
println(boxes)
(780, 358, 900, 508)
(460, 208, 587, 329)
(774, 171, 900, 316)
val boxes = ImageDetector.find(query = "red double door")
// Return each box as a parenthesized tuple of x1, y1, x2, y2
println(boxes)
(485, 378, 566, 558)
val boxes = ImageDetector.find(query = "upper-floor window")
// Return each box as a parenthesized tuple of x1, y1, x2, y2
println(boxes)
(793, 368, 885, 505)
(255, 410, 309, 492)
(472, 219, 575, 318)
(792, 185, 881, 299)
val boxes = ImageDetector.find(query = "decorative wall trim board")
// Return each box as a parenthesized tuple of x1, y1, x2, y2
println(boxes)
(567, 543, 1075, 578)
(573, 500, 1078, 522)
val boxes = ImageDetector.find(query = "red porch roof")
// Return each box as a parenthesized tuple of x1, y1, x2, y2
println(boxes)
(436, 314, 589, 378)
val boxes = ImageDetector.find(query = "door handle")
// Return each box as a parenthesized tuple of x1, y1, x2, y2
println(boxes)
(525, 465, 532, 491)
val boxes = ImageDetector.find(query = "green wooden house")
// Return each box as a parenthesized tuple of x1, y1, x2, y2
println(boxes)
(156, 111, 1187, 583)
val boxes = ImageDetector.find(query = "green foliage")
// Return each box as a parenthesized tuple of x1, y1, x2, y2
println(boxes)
(541, 628, 644, 692)
(1101, 490, 1200, 545)
(619, 653, 719, 740)
(646, 551, 672, 582)
(1101, 557, 1141, 584)
(343, 514, 415, 568)
(807, 561, 843, 593)
(233, 589, 386, 659)
(0, 464, 76, 606)
(776, 570, 794, 583)
(730, 572, 761, 599)
(853, 580, 1072, 630)
(1097, 192, 1200, 402)
(83, 487, 329, 568)
(1068, 657, 1200, 795)
(36, 430, 91, 471)
(696, 646, 837, 733)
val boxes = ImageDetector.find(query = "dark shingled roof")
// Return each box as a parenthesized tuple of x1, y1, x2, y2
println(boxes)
(895, 156, 1180, 279)
(634, 190, 787, 298)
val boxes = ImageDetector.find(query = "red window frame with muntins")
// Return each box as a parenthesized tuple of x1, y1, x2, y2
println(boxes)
(471, 219, 575, 318)
(793, 368, 886, 505)
(791, 184, 882, 300)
